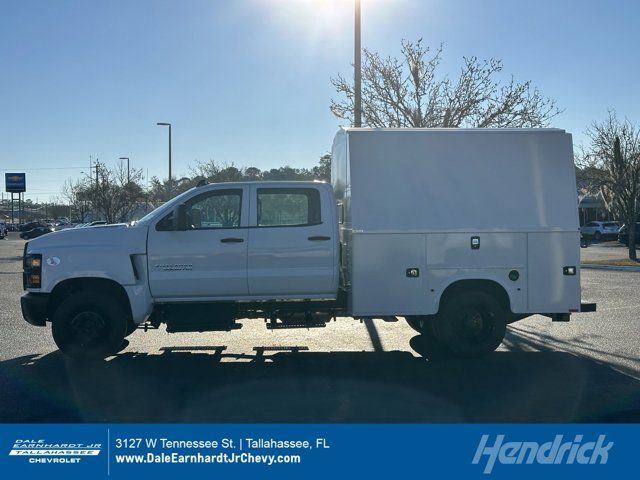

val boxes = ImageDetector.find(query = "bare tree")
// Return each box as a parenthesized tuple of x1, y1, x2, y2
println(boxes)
(86, 161, 145, 223)
(191, 159, 245, 183)
(331, 39, 561, 128)
(62, 178, 91, 222)
(583, 111, 640, 260)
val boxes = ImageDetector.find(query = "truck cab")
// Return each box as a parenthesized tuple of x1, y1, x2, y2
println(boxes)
(146, 182, 339, 302)
(21, 181, 341, 359)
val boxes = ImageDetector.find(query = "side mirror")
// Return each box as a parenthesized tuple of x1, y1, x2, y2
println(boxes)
(173, 204, 188, 231)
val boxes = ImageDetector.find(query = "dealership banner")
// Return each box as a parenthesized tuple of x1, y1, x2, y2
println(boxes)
(0, 424, 633, 479)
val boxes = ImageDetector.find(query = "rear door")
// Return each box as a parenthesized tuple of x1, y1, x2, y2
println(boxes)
(247, 185, 337, 297)
(527, 231, 581, 312)
(147, 187, 249, 299)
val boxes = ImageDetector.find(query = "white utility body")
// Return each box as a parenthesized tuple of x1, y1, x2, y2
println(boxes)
(21, 128, 595, 360)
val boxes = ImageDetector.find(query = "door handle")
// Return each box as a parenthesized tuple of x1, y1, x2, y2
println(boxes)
(220, 237, 244, 243)
(308, 236, 331, 241)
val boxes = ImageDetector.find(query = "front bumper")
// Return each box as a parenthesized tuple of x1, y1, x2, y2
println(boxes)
(20, 293, 49, 326)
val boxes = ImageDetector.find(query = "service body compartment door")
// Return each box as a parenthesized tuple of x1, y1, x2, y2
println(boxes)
(351, 233, 428, 315)
(247, 185, 337, 297)
(527, 232, 581, 312)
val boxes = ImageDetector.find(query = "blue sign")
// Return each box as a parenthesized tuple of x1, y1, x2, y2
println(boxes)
(0, 423, 635, 480)
(5, 172, 26, 193)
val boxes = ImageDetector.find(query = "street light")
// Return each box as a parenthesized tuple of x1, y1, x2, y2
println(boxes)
(354, 0, 362, 127)
(119, 157, 130, 183)
(156, 122, 172, 198)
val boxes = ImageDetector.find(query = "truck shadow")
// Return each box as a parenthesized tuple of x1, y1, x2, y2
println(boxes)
(1, 335, 640, 424)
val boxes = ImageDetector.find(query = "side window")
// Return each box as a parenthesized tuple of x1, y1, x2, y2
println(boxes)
(257, 188, 321, 227)
(156, 189, 242, 231)
(187, 189, 242, 229)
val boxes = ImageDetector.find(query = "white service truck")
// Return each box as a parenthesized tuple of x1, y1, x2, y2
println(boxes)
(21, 128, 595, 360)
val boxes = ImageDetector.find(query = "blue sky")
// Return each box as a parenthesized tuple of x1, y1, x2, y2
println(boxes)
(1, 0, 639, 201)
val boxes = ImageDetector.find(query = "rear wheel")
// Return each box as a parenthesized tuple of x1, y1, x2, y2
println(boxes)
(124, 318, 138, 337)
(52, 291, 127, 360)
(433, 291, 507, 357)
(594, 231, 602, 241)
(405, 315, 436, 335)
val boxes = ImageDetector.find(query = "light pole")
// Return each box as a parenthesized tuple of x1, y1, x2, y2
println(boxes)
(119, 157, 131, 221)
(354, 0, 362, 127)
(156, 122, 172, 198)
(119, 157, 130, 183)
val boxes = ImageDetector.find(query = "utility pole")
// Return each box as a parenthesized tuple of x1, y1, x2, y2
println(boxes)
(119, 157, 131, 222)
(157, 123, 172, 198)
(354, 0, 362, 127)
(119, 157, 130, 183)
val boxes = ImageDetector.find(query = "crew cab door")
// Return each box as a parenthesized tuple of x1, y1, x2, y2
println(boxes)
(147, 187, 249, 299)
(247, 184, 338, 298)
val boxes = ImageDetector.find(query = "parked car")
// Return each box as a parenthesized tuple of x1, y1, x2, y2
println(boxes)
(580, 233, 589, 248)
(618, 223, 640, 246)
(89, 220, 107, 226)
(0, 223, 7, 239)
(19, 221, 47, 232)
(20, 226, 54, 239)
(580, 221, 619, 240)
(54, 222, 75, 231)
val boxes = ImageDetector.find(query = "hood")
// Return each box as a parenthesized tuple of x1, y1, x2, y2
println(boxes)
(26, 223, 148, 255)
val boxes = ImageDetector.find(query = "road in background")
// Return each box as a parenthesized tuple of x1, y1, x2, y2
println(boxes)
(1, 234, 639, 423)
(581, 240, 638, 263)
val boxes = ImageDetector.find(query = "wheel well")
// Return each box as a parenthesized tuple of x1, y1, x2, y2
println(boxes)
(438, 279, 511, 314)
(48, 278, 132, 321)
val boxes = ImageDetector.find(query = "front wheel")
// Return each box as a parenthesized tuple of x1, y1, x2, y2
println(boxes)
(52, 291, 127, 360)
(433, 291, 507, 357)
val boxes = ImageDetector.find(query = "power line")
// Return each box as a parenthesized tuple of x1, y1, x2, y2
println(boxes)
(0, 166, 85, 171)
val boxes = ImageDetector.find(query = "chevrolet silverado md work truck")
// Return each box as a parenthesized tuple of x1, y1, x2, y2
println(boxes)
(21, 128, 595, 360)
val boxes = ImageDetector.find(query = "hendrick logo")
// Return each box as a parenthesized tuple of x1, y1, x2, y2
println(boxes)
(472, 434, 613, 474)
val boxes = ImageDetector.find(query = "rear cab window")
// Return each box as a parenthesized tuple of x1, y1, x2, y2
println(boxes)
(257, 188, 321, 227)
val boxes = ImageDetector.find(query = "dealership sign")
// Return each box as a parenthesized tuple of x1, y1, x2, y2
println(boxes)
(5, 173, 26, 193)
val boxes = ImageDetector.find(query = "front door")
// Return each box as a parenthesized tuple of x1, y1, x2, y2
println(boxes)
(147, 187, 249, 299)
(247, 185, 337, 297)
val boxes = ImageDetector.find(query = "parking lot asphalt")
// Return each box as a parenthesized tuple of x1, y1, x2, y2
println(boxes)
(581, 240, 634, 262)
(1, 233, 639, 423)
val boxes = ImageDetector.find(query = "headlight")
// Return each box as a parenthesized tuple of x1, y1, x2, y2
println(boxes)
(26, 257, 41, 268)
(23, 253, 43, 289)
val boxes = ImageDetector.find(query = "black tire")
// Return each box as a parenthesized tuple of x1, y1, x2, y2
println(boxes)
(433, 291, 507, 357)
(52, 291, 127, 360)
(594, 231, 602, 241)
(405, 315, 436, 335)
(125, 319, 137, 337)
